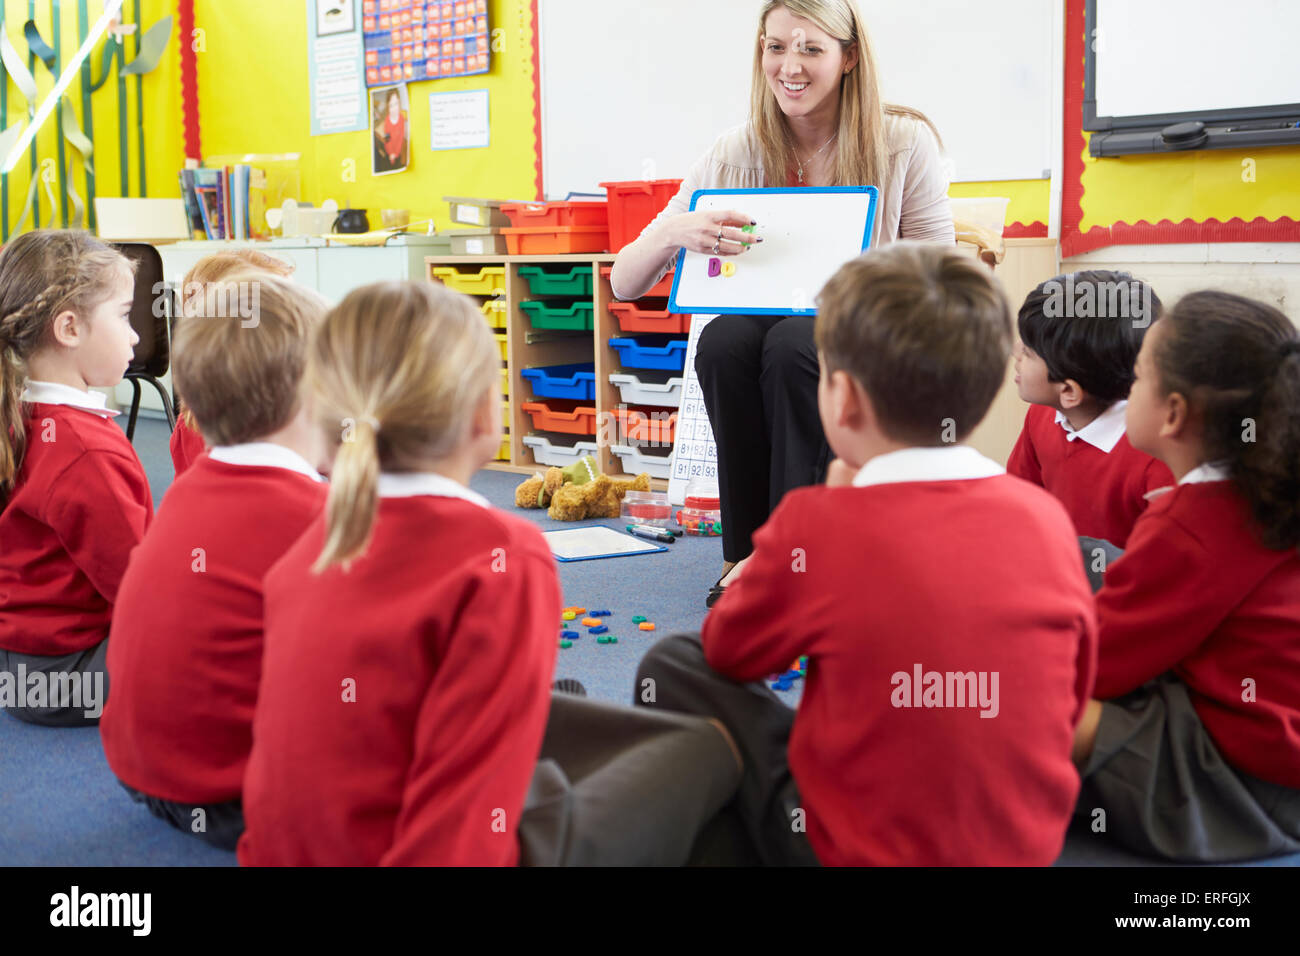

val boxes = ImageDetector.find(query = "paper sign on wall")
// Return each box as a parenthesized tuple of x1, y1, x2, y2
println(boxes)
(429, 89, 490, 150)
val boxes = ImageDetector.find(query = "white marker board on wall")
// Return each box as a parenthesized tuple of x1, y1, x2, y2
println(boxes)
(538, 0, 1056, 197)
(668, 187, 878, 316)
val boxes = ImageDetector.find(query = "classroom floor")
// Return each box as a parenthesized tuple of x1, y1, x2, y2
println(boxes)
(2, 416, 1296, 867)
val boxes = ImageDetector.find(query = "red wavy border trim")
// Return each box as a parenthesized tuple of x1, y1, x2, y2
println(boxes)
(179, 0, 200, 161)
(1062, 0, 1300, 257)
(1005, 221, 1048, 239)
(529, 0, 543, 200)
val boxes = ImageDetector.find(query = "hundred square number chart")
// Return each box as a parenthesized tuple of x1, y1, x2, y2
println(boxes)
(667, 314, 719, 507)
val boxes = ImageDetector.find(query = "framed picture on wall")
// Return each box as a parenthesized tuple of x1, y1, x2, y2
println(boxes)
(371, 83, 411, 176)
(317, 0, 356, 37)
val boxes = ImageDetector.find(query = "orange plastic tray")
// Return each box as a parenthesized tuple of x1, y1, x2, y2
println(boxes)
(501, 201, 608, 229)
(502, 225, 609, 256)
(608, 299, 690, 334)
(614, 406, 678, 444)
(520, 400, 598, 435)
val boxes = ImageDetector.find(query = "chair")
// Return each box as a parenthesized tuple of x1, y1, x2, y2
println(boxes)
(112, 242, 177, 440)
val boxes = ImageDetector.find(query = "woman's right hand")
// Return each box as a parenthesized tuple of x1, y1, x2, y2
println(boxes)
(657, 209, 759, 257)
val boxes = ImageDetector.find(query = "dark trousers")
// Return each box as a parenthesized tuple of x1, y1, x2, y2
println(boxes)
(0, 640, 109, 727)
(695, 315, 831, 563)
(634, 633, 820, 866)
(120, 782, 245, 852)
(518, 692, 743, 866)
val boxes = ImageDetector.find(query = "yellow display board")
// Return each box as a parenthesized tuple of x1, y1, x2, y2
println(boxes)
(0, 0, 182, 237)
(195, 0, 539, 234)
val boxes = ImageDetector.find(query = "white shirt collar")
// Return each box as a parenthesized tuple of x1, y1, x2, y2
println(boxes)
(1053, 400, 1127, 454)
(851, 446, 1005, 488)
(21, 380, 119, 418)
(1180, 461, 1232, 485)
(377, 471, 490, 508)
(207, 442, 324, 482)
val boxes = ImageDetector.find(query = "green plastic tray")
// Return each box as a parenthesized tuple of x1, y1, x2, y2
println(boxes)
(520, 300, 595, 331)
(516, 265, 594, 297)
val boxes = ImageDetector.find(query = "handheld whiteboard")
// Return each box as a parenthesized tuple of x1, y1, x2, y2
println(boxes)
(542, 526, 668, 563)
(667, 187, 878, 316)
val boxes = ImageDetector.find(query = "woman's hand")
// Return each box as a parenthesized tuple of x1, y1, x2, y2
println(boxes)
(657, 209, 759, 258)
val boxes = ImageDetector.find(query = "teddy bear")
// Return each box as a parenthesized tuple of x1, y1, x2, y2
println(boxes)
(514, 454, 651, 520)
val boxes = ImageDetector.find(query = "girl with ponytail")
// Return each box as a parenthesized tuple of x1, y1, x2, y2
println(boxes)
(1073, 290, 1300, 862)
(239, 280, 563, 865)
(0, 230, 152, 727)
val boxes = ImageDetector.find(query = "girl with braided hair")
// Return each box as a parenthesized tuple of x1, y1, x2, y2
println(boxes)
(0, 230, 152, 726)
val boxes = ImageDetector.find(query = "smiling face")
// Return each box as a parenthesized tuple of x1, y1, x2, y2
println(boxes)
(76, 265, 139, 387)
(387, 91, 400, 123)
(761, 6, 856, 125)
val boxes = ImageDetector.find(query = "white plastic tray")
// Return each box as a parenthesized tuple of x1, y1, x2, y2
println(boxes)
(610, 444, 673, 479)
(608, 373, 684, 408)
(522, 435, 600, 468)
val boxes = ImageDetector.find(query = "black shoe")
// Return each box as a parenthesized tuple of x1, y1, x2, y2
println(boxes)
(552, 679, 587, 697)
(705, 577, 727, 609)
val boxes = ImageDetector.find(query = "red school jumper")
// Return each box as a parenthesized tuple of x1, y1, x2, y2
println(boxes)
(1007, 404, 1173, 547)
(238, 483, 562, 866)
(100, 451, 326, 804)
(1094, 480, 1300, 789)
(0, 402, 152, 656)
(702, 463, 1098, 866)
(168, 418, 207, 477)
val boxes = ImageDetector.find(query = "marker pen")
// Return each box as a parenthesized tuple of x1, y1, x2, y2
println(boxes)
(626, 524, 675, 544)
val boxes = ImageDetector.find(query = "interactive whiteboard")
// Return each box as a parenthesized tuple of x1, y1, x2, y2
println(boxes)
(668, 187, 878, 317)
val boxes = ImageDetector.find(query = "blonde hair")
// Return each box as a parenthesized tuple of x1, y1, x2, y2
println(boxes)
(176, 250, 296, 430)
(752, 0, 939, 189)
(172, 273, 329, 448)
(816, 243, 1012, 444)
(0, 230, 134, 505)
(309, 281, 498, 571)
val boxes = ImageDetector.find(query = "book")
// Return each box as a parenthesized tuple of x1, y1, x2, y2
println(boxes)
(195, 186, 221, 240)
(177, 170, 205, 239)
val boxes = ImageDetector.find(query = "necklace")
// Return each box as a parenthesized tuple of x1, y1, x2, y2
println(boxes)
(795, 133, 837, 183)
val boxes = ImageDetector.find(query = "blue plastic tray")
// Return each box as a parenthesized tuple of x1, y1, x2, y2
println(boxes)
(608, 337, 688, 371)
(521, 362, 597, 400)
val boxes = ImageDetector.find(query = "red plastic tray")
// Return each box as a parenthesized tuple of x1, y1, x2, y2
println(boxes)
(502, 225, 609, 255)
(614, 406, 677, 444)
(600, 265, 674, 299)
(599, 179, 683, 252)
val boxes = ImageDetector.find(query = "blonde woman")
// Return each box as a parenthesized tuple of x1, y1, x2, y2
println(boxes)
(611, 0, 954, 607)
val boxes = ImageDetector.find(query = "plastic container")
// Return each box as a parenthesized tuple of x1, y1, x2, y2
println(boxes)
(613, 406, 677, 445)
(608, 300, 690, 335)
(601, 265, 674, 299)
(501, 200, 608, 230)
(501, 368, 509, 396)
(608, 336, 688, 371)
(496, 437, 511, 461)
(444, 195, 512, 229)
(502, 401, 510, 428)
(676, 480, 722, 536)
(431, 265, 506, 296)
(612, 447, 674, 481)
(480, 297, 507, 329)
(607, 373, 684, 408)
(521, 362, 596, 400)
(494, 333, 507, 362)
(519, 300, 595, 331)
(448, 228, 510, 255)
(520, 400, 598, 436)
(949, 197, 1011, 237)
(501, 225, 609, 255)
(522, 435, 601, 468)
(621, 489, 672, 525)
(517, 265, 593, 297)
(600, 180, 683, 252)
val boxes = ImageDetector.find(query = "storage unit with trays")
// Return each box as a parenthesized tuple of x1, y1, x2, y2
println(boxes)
(428, 263, 511, 459)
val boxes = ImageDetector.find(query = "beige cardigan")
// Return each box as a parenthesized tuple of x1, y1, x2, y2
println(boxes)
(615, 113, 955, 300)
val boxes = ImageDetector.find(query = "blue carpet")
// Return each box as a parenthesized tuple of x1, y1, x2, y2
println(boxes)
(2, 416, 1295, 866)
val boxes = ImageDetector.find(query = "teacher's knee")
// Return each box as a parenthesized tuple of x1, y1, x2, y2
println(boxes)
(760, 319, 819, 382)
(694, 314, 760, 379)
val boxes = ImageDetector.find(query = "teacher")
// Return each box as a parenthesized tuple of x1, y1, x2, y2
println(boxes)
(611, 0, 954, 607)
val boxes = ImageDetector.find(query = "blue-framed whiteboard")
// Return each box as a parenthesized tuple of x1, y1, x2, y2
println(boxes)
(667, 186, 878, 316)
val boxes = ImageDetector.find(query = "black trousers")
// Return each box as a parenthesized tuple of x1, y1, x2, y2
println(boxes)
(120, 782, 245, 852)
(694, 314, 831, 563)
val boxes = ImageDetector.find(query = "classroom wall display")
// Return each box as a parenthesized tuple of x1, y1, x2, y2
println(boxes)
(668, 187, 879, 317)
(1061, 0, 1300, 256)
(429, 89, 490, 150)
(317, 0, 356, 36)
(362, 0, 490, 87)
(308, 0, 369, 136)
(371, 83, 411, 174)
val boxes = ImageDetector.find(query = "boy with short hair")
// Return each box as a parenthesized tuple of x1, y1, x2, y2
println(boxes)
(99, 274, 329, 850)
(637, 243, 1097, 866)
(1007, 271, 1173, 548)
